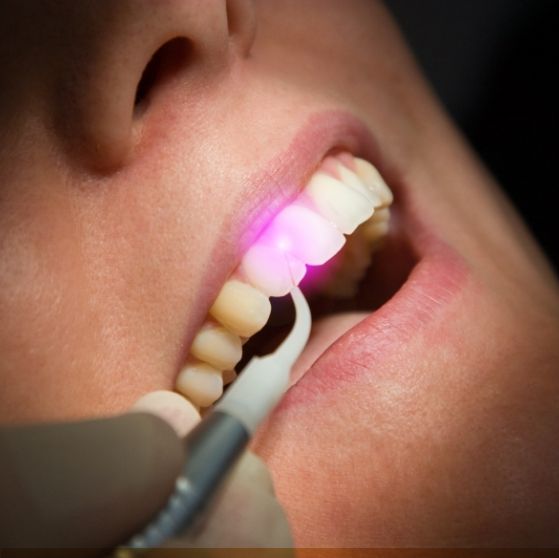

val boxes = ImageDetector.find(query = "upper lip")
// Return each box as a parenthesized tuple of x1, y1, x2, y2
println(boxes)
(228, 110, 386, 255)
(176, 109, 389, 377)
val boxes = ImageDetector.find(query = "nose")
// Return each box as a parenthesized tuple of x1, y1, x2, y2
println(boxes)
(47, 0, 256, 172)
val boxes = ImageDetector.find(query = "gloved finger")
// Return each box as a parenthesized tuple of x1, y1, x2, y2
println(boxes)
(130, 390, 201, 438)
(0, 410, 185, 549)
(156, 451, 293, 552)
(232, 451, 276, 496)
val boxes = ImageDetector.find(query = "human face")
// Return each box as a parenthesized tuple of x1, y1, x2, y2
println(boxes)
(1, 0, 558, 546)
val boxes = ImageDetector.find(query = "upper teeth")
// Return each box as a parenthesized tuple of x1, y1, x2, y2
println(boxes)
(175, 152, 394, 412)
(303, 170, 375, 235)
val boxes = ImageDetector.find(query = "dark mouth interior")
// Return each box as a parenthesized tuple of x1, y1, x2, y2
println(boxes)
(237, 213, 418, 368)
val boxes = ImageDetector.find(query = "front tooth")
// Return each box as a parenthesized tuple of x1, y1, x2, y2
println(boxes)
(263, 203, 345, 265)
(334, 161, 383, 208)
(240, 241, 306, 297)
(176, 361, 224, 408)
(353, 158, 394, 207)
(303, 172, 374, 234)
(190, 323, 243, 370)
(209, 279, 271, 337)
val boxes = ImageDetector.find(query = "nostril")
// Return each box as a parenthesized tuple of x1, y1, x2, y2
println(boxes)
(134, 37, 192, 113)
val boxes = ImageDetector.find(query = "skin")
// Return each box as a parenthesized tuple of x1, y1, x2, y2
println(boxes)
(1, 0, 558, 548)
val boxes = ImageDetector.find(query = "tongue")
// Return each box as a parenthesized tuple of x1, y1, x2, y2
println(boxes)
(289, 311, 368, 386)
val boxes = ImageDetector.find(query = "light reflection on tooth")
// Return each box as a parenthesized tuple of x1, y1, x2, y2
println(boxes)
(303, 172, 374, 234)
(210, 279, 271, 337)
(353, 158, 393, 207)
(240, 241, 306, 297)
(190, 323, 243, 370)
(263, 203, 345, 265)
(176, 361, 224, 408)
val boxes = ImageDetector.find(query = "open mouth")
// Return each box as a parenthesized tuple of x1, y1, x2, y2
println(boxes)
(172, 146, 418, 413)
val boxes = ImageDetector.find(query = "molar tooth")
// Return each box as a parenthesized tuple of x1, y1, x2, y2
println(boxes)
(303, 172, 374, 234)
(176, 361, 224, 408)
(361, 207, 391, 241)
(370, 207, 391, 222)
(190, 323, 243, 370)
(240, 241, 306, 297)
(209, 279, 271, 337)
(263, 203, 346, 265)
(353, 158, 394, 207)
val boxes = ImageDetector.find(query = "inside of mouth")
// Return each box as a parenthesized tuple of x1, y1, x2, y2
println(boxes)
(237, 217, 418, 368)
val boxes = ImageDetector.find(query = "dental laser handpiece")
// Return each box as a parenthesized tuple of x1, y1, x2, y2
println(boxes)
(118, 286, 311, 552)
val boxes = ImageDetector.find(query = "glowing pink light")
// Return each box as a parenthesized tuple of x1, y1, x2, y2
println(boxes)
(241, 203, 345, 296)
(262, 204, 345, 266)
(275, 235, 292, 253)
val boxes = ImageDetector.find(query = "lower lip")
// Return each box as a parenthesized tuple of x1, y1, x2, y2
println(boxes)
(275, 233, 470, 410)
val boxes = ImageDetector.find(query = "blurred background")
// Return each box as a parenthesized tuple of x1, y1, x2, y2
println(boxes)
(385, 0, 558, 270)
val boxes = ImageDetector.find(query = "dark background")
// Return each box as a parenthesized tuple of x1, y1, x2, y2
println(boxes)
(384, 0, 558, 271)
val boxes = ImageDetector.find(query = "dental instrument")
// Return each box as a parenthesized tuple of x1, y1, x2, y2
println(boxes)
(117, 286, 311, 552)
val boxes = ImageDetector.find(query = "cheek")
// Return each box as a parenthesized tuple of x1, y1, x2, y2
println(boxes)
(0, 149, 216, 422)
(253, 278, 559, 545)
(0, 184, 102, 422)
(0, 111, 267, 423)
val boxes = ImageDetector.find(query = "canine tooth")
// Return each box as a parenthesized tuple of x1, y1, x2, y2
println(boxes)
(176, 362, 224, 408)
(190, 323, 243, 370)
(303, 172, 374, 234)
(263, 203, 345, 265)
(209, 279, 271, 337)
(240, 241, 306, 297)
(353, 158, 393, 207)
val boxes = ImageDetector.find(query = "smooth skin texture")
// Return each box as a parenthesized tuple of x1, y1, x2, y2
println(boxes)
(0, 0, 558, 548)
